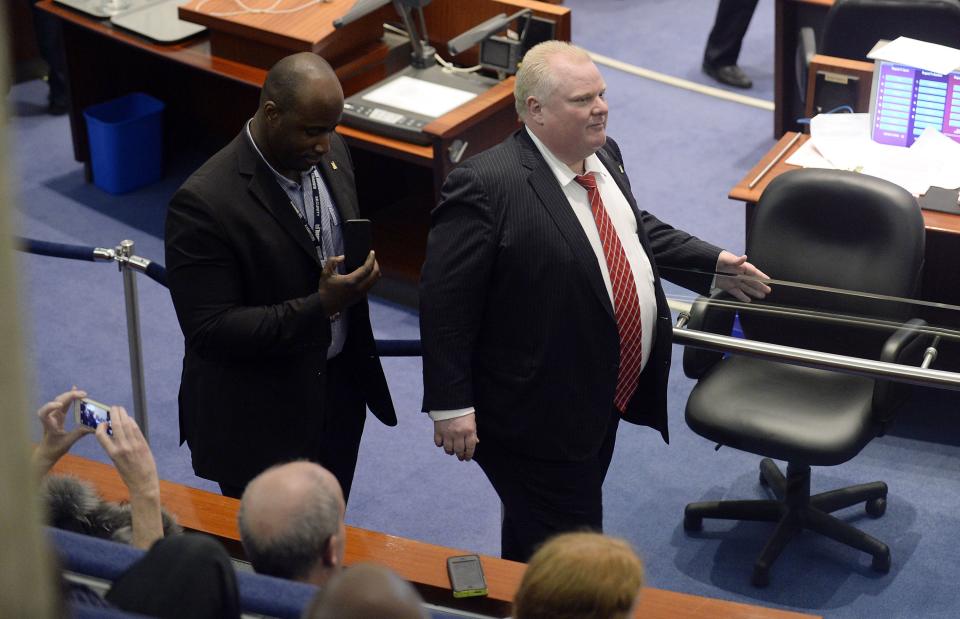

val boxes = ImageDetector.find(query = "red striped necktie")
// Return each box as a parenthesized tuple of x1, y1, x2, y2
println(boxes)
(574, 172, 644, 413)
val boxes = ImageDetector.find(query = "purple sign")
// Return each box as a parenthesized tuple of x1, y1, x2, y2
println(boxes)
(872, 62, 960, 147)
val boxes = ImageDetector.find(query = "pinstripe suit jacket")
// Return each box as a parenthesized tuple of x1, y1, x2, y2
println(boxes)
(419, 129, 720, 461)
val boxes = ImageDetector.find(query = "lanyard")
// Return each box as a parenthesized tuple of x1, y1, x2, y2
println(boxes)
(288, 170, 324, 256)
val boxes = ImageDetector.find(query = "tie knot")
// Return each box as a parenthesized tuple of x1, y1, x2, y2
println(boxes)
(574, 172, 596, 191)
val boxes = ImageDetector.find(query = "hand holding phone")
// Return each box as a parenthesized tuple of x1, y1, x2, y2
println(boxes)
(447, 554, 487, 598)
(74, 397, 113, 436)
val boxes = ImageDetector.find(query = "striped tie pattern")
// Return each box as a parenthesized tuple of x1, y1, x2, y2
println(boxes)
(574, 172, 643, 413)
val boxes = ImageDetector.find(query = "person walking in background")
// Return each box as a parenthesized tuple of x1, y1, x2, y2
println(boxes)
(702, 0, 760, 89)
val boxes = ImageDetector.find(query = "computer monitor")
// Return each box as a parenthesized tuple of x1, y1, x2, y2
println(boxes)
(870, 59, 960, 147)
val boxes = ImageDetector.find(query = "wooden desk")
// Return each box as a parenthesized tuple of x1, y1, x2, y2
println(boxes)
(775, 0, 833, 137)
(36, 0, 570, 282)
(730, 132, 960, 310)
(50, 453, 821, 619)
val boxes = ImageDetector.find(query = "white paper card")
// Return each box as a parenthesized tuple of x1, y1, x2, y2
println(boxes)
(363, 76, 478, 119)
(868, 37, 960, 76)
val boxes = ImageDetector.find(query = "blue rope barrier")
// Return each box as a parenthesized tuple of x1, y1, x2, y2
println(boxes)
(375, 339, 422, 357)
(15, 236, 422, 356)
(144, 261, 168, 288)
(16, 237, 100, 262)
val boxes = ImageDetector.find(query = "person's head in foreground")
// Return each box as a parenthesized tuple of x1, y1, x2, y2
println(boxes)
(238, 461, 346, 586)
(302, 563, 428, 619)
(513, 531, 644, 619)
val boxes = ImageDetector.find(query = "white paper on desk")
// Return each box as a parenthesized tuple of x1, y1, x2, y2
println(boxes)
(910, 128, 960, 189)
(785, 139, 835, 169)
(806, 114, 947, 195)
(809, 113, 873, 170)
(867, 36, 960, 76)
(363, 76, 478, 119)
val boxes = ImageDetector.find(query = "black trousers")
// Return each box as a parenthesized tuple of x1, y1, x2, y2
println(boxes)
(27, 0, 68, 106)
(474, 410, 621, 563)
(316, 353, 367, 503)
(703, 0, 760, 68)
(219, 354, 367, 502)
(105, 533, 240, 619)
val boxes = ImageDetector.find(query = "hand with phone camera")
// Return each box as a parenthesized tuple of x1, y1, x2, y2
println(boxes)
(33, 387, 92, 475)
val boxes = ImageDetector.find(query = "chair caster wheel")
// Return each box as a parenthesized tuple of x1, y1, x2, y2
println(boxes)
(751, 564, 770, 588)
(866, 497, 886, 518)
(683, 513, 703, 532)
(872, 549, 891, 573)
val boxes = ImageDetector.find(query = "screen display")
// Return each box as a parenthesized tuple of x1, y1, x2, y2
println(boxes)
(79, 399, 112, 435)
(481, 39, 512, 71)
(871, 61, 960, 147)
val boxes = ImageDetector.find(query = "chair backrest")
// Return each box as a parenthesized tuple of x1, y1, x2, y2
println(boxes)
(741, 169, 924, 357)
(821, 0, 960, 60)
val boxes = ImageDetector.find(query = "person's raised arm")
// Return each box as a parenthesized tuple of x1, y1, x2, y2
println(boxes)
(94, 407, 163, 550)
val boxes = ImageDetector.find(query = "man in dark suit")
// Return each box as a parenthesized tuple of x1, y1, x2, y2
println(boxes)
(420, 41, 769, 562)
(165, 53, 395, 500)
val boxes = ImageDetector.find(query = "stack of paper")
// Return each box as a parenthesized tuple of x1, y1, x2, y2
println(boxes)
(786, 113, 960, 196)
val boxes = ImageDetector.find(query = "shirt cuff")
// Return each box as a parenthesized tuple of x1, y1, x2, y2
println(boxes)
(428, 407, 475, 421)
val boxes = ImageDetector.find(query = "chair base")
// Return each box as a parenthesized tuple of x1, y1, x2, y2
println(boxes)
(684, 458, 890, 587)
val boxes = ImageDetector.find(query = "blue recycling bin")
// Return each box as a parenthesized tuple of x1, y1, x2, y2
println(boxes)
(83, 93, 165, 195)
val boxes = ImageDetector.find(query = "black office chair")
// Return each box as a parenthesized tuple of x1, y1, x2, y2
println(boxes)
(681, 168, 929, 587)
(796, 0, 960, 109)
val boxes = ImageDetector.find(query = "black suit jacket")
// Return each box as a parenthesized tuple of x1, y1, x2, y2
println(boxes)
(420, 129, 720, 461)
(165, 130, 395, 487)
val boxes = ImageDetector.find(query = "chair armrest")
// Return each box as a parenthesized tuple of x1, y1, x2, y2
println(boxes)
(682, 289, 737, 380)
(873, 318, 931, 428)
(795, 26, 817, 105)
(879, 318, 930, 366)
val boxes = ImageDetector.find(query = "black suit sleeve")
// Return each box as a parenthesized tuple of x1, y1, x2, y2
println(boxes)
(165, 187, 331, 362)
(419, 164, 499, 411)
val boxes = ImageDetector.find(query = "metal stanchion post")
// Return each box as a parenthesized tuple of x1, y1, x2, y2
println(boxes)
(117, 240, 149, 441)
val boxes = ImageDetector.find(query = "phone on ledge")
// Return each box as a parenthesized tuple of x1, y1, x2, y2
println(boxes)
(447, 554, 487, 598)
(73, 397, 113, 436)
(343, 218, 373, 272)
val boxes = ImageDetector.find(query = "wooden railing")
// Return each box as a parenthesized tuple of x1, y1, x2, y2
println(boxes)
(50, 454, 821, 619)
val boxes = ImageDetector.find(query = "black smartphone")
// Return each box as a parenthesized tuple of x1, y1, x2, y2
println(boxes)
(343, 218, 373, 272)
(446, 554, 487, 598)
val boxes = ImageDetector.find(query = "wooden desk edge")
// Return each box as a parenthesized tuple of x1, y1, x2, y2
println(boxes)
(729, 133, 960, 236)
(49, 454, 821, 619)
(729, 132, 807, 203)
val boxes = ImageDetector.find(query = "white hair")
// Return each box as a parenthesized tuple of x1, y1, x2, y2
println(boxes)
(514, 40, 592, 118)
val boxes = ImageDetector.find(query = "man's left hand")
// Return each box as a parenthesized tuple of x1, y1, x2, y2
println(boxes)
(715, 250, 771, 302)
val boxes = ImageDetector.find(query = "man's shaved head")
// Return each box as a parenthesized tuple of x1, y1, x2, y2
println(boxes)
(260, 52, 339, 109)
(251, 52, 344, 180)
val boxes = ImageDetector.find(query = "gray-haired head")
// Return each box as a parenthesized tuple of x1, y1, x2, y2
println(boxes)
(238, 461, 345, 586)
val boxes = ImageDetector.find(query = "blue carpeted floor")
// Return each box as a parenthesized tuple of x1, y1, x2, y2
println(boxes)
(9, 2, 960, 616)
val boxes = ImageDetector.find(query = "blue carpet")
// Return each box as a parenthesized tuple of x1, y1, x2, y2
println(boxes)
(8, 9, 960, 616)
